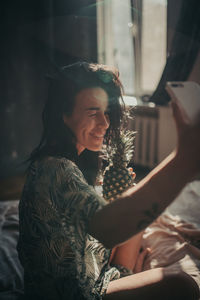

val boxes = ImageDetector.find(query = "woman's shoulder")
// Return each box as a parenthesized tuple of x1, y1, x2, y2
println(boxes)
(23, 156, 87, 196)
(33, 156, 85, 183)
(32, 156, 77, 172)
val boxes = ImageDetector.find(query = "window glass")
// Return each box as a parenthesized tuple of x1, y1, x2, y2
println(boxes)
(111, 0, 135, 95)
(97, 0, 167, 97)
(141, 0, 167, 92)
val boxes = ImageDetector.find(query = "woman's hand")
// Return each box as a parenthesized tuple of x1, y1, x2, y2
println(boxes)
(171, 99, 200, 178)
(133, 247, 151, 273)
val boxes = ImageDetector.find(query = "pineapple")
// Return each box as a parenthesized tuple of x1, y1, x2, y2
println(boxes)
(102, 129, 136, 203)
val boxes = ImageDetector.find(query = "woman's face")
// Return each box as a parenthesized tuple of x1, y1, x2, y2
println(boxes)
(63, 87, 110, 155)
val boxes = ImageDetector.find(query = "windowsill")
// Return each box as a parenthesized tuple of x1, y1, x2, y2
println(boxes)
(123, 95, 157, 108)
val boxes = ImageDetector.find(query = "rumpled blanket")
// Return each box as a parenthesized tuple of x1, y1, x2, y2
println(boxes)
(142, 213, 200, 286)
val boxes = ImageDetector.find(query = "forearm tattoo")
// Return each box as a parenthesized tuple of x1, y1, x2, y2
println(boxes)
(137, 202, 159, 231)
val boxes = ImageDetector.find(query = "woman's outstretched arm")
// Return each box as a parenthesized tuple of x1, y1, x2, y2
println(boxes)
(88, 101, 200, 248)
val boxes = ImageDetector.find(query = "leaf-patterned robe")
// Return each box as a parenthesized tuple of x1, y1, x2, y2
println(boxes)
(17, 157, 120, 300)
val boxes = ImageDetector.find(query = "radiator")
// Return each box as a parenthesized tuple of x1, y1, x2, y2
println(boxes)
(128, 105, 176, 169)
(128, 105, 159, 168)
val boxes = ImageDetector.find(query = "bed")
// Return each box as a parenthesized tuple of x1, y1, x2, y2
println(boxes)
(0, 180, 200, 299)
(0, 200, 24, 300)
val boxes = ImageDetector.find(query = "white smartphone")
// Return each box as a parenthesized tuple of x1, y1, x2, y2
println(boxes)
(165, 81, 200, 121)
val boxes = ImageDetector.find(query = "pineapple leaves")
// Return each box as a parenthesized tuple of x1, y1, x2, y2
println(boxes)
(101, 129, 135, 166)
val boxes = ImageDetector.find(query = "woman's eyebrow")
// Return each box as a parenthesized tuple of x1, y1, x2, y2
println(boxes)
(86, 107, 100, 111)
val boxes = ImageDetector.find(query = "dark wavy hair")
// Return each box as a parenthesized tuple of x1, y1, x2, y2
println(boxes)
(29, 62, 125, 185)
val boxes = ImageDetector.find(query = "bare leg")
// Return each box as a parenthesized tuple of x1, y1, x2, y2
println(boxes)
(110, 231, 147, 271)
(104, 267, 200, 300)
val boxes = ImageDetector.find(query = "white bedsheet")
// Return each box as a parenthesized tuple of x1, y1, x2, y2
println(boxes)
(143, 180, 200, 287)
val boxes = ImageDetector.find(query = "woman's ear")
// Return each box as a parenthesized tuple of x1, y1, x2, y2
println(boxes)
(63, 114, 69, 126)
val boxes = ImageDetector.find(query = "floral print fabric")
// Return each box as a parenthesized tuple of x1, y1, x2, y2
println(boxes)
(17, 157, 120, 300)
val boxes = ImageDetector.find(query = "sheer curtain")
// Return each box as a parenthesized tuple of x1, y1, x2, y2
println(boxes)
(149, 0, 200, 105)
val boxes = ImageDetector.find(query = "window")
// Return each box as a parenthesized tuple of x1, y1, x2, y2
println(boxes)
(97, 0, 167, 98)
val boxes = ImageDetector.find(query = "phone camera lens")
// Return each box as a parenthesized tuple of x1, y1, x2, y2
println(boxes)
(171, 83, 184, 87)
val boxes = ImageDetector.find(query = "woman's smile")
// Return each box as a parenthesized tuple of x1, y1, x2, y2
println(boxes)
(90, 132, 106, 140)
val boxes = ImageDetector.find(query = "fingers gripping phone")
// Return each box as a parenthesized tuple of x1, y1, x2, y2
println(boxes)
(166, 81, 200, 121)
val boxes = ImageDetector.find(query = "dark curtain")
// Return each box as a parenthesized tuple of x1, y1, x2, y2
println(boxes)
(149, 0, 200, 105)
(0, 0, 97, 179)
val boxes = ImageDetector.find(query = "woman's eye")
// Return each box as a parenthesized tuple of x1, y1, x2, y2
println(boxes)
(89, 113, 97, 117)
(88, 110, 109, 117)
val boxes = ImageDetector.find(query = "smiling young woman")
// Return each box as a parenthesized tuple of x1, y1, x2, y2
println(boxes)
(17, 62, 200, 300)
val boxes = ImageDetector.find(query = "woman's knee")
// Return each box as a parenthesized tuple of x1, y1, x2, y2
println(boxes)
(104, 268, 199, 300)
(163, 271, 200, 300)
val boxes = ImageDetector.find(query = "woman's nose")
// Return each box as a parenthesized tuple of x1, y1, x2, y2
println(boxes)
(98, 113, 110, 129)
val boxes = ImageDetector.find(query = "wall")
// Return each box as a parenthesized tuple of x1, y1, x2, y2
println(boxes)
(0, 0, 97, 180)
